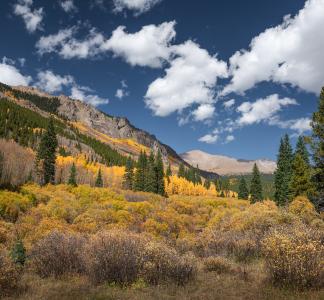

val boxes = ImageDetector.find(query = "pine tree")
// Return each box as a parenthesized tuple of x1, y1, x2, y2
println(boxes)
(35, 118, 57, 185)
(145, 151, 157, 193)
(95, 168, 103, 187)
(204, 179, 211, 189)
(68, 163, 77, 187)
(134, 151, 147, 191)
(123, 156, 134, 190)
(155, 150, 165, 196)
(274, 134, 293, 206)
(295, 136, 310, 166)
(250, 163, 263, 203)
(311, 87, 324, 210)
(178, 163, 185, 178)
(166, 162, 172, 177)
(10, 240, 26, 265)
(238, 176, 249, 200)
(290, 153, 315, 199)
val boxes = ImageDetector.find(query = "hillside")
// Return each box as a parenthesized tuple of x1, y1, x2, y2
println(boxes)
(181, 150, 276, 175)
(0, 82, 217, 180)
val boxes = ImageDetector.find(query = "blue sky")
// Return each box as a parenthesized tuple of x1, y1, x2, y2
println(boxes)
(0, 0, 323, 160)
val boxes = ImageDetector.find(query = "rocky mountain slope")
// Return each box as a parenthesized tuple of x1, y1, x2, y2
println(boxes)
(0, 83, 218, 179)
(181, 150, 276, 175)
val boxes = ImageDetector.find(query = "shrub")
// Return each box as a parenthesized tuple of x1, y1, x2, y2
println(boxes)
(0, 251, 21, 296)
(84, 230, 145, 285)
(203, 256, 234, 274)
(142, 241, 197, 285)
(262, 225, 324, 289)
(30, 231, 85, 278)
(288, 196, 317, 224)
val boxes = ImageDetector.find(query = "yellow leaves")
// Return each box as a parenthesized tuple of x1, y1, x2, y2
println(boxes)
(288, 196, 317, 223)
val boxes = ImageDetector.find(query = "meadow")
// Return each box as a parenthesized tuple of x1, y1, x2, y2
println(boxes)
(0, 184, 323, 299)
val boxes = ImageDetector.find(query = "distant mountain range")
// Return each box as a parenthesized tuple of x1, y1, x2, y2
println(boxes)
(181, 150, 276, 175)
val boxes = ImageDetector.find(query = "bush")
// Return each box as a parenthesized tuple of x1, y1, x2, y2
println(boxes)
(203, 256, 234, 274)
(142, 241, 197, 285)
(30, 231, 85, 278)
(262, 225, 324, 289)
(84, 230, 145, 285)
(0, 251, 21, 296)
(288, 196, 317, 224)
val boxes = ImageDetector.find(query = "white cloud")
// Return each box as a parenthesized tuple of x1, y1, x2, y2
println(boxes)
(225, 135, 235, 143)
(198, 133, 219, 144)
(223, 0, 324, 95)
(236, 94, 297, 126)
(113, 0, 161, 15)
(13, 0, 43, 33)
(269, 116, 312, 134)
(36, 70, 74, 93)
(145, 40, 228, 117)
(71, 85, 109, 106)
(36, 27, 105, 59)
(103, 22, 176, 68)
(60, 0, 77, 12)
(36, 22, 175, 67)
(115, 80, 129, 99)
(0, 58, 31, 86)
(223, 99, 235, 109)
(192, 104, 215, 121)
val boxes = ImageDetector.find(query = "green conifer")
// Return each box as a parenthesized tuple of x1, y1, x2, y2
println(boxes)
(10, 239, 26, 265)
(155, 150, 165, 196)
(145, 151, 157, 193)
(204, 179, 211, 189)
(68, 163, 77, 187)
(178, 163, 185, 178)
(238, 176, 249, 200)
(134, 151, 147, 191)
(123, 156, 134, 190)
(311, 87, 324, 209)
(250, 163, 263, 203)
(95, 168, 103, 187)
(295, 136, 310, 165)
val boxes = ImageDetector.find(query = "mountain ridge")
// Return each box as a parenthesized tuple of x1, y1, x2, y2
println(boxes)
(181, 150, 276, 175)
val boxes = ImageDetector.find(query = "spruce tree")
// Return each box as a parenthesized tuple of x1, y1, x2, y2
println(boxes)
(311, 87, 324, 209)
(145, 151, 157, 193)
(274, 134, 293, 206)
(35, 118, 57, 185)
(68, 163, 77, 187)
(123, 156, 134, 190)
(155, 150, 165, 196)
(290, 153, 315, 199)
(95, 168, 103, 187)
(166, 162, 172, 177)
(238, 176, 249, 200)
(178, 163, 185, 178)
(204, 179, 211, 189)
(250, 163, 263, 203)
(134, 151, 147, 191)
(295, 136, 310, 166)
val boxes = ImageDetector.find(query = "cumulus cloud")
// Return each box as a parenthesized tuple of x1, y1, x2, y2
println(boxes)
(198, 133, 219, 144)
(192, 104, 215, 121)
(0, 58, 31, 86)
(115, 80, 129, 99)
(13, 0, 44, 33)
(36, 27, 105, 59)
(225, 135, 235, 143)
(145, 40, 228, 117)
(113, 0, 161, 15)
(269, 116, 312, 134)
(36, 70, 74, 93)
(60, 0, 77, 12)
(102, 22, 175, 68)
(223, 99, 235, 109)
(36, 22, 175, 67)
(236, 94, 297, 126)
(223, 0, 324, 95)
(71, 85, 109, 106)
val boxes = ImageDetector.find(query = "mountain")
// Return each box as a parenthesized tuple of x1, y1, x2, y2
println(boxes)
(0, 82, 218, 179)
(181, 150, 276, 175)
